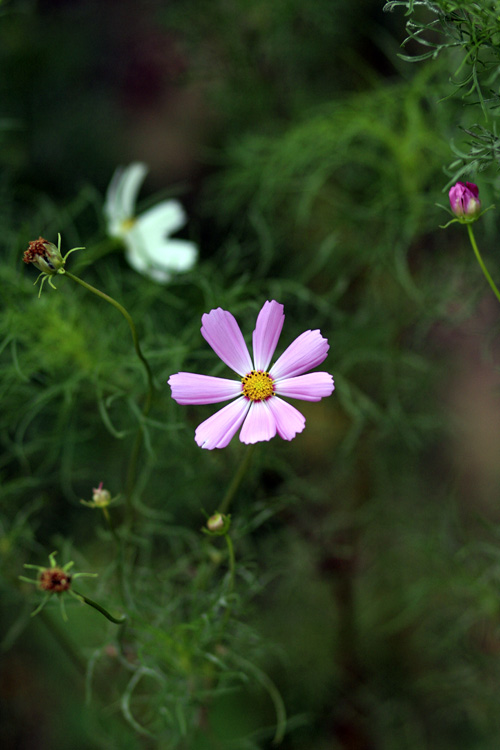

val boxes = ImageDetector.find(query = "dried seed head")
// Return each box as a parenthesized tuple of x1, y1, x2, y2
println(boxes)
(23, 237, 64, 274)
(38, 567, 72, 593)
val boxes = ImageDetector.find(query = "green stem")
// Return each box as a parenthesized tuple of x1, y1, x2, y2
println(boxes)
(64, 270, 155, 522)
(64, 270, 155, 404)
(225, 533, 235, 593)
(220, 532, 236, 629)
(467, 223, 500, 305)
(219, 445, 255, 515)
(73, 590, 127, 624)
(101, 507, 134, 611)
(231, 653, 287, 745)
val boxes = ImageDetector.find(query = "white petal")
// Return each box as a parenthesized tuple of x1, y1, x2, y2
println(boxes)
(124, 230, 197, 283)
(137, 200, 187, 237)
(104, 163, 148, 235)
(143, 239, 198, 272)
(124, 241, 172, 283)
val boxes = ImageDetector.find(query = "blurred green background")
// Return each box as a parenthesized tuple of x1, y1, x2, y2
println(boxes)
(3, 1, 500, 748)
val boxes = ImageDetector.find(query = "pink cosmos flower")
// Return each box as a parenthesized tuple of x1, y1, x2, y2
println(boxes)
(168, 300, 335, 449)
(449, 181, 481, 218)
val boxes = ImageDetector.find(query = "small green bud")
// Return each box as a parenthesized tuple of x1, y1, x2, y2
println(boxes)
(205, 512, 231, 535)
(93, 483, 111, 505)
(80, 482, 117, 509)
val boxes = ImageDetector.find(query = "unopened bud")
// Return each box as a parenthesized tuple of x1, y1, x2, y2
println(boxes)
(92, 482, 111, 506)
(207, 513, 225, 532)
(81, 482, 115, 509)
(449, 181, 481, 220)
(205, 512, 231, 535)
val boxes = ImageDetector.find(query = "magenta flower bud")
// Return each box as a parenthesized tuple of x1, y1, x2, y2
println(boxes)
(449, 181, 481, 219)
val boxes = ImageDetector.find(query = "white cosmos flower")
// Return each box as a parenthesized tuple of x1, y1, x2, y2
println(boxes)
(104, 162, 198, 283)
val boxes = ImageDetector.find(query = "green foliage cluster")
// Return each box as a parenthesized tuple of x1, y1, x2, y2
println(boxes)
(2, 0, 500, 749)
(385, 0, 500, 182)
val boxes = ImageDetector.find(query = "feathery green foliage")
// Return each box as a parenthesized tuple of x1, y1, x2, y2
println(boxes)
(385, 0, 500, 181)
(3, 0, 500, 748)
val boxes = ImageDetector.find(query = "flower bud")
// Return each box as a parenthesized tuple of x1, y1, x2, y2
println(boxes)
(207, 513, 225, 532)
(81, 481, 114, 509)
(205, 512, 231, 535)
(449, 181, 481, 219)
(23, 236, 64, 274)
(92, 482, 111, 506)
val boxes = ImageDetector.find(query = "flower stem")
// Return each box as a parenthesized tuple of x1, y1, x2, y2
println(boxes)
(73, 590, 126, 624)
(63, 270, 155, 404)
(63, 270, 155, 523)
(219, 445, 255, 515)
(101, 507, 135, 610)
(225, 533, 235, 593)
(220, 531, 236, 629)
(466, 223, 500, 305)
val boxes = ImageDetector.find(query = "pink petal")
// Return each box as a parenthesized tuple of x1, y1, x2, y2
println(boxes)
(239, 401, 277, 445)
(168, 373, 242, 404)
(195, 398, 251, 449)
(269, 330, 330, 380)
(275, 372, 334, 402)
(201, 308, 253, 376)
(252, 300, 284, 371)
(266, 397, 306, 441)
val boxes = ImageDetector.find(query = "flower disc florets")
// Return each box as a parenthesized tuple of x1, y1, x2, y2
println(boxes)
(23, 236, 63, 274)
(23, 234, 84, 296)
(19, 551, 97, 620)
(241, 370, 274, 401)
(38, 567, 72, 593)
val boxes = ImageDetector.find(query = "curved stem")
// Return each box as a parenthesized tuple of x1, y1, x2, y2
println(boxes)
(467, 224, 500, 305)
(63, 270, 155, 404)
(73, 590, 126, 624)
(231, 652, 287, 745)
(64, 270, 155, 523)
(219, 445, 255, 515)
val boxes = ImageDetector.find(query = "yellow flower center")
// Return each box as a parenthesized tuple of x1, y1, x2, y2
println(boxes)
(241, 370, 275, 401)
(121, 217, 137, 232)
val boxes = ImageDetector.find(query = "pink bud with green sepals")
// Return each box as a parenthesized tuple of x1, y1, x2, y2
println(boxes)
(449, 181, 481, 220)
